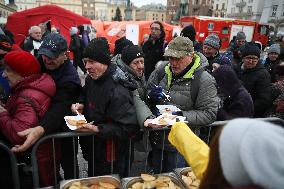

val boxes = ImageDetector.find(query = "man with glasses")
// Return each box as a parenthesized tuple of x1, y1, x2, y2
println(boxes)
(228, 31, 247, 64)
(238, 43, 271, 117)
(12, 33, 82, 179)
(142, 21, 167, 80)
(146, 36, 219, 173)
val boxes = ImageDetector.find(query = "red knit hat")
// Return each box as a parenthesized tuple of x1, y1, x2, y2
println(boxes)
(4, 51, 41, 77)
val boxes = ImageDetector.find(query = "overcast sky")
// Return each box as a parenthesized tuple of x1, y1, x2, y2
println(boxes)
(131, 0, 166, 7)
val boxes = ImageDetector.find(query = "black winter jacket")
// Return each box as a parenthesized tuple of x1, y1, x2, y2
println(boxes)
(142, 35, 166, 80)
(39, 60, 82, 134)
(79, 64, 139, 176)
(212, 65, 254, 120)
(239, 63, 272, 117)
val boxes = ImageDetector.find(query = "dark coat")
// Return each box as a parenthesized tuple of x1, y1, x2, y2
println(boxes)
(142, 35, 166, 80)
(39, 59, 82, 134)
(263, 57, 280, 83)
(79, 64, 139, 176)
(212, 65, 254, 120)
(69, 34, 84, 67)
(239, 63, 272, 117)
(206, 52, 221, 72)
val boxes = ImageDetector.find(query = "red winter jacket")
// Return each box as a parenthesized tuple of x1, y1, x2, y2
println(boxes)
(0, 73, 58, 187)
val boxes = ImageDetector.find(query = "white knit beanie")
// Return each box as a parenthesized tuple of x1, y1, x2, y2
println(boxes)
(267, 44, 281, 54)
(219, 118, 284, 189)
(70, 27, 78, 36)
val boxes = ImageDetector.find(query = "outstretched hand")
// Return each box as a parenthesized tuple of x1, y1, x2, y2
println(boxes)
(11, 126, 44, 153)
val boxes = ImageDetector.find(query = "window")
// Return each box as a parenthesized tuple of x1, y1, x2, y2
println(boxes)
(222, 27, 229, 34)
(90, 4, 93, 7)
(208, 22, 214, 30)
(216, 4, 219, 10)
(272, 5, 278, 17)
(259, 25, 269, 35)
(248, 6, 252, 13)
(231, 7, 235, 13)
(222, 3, 225, 9)
(83, 3, 87, 7)
(195, 0, 199, 5)
(282, 4, 284, 16)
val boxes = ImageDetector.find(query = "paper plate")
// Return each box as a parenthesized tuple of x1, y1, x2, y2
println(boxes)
(156, 105, 181, 114)
(64, 115, 87, 130)
(150, 113, 187, 126)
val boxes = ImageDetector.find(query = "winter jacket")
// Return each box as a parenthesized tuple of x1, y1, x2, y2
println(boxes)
(22, 36, 42, 57)
(39, 59, 82, 134)
(212, 65, 254, 120)
(142, 34, 166, 80)
(262, 57, 280, 83)
(205, 52, 221, 72)
(79, 64, 139, 176)
(69, 34, 84, 69)
(147, 52, 219, 150)
(0, 73, 58, 186)
(112, 54, 153, 128)
(238, 63, 272, 117)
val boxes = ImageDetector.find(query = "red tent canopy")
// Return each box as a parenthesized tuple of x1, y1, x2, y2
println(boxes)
(6, 5, 91, 45)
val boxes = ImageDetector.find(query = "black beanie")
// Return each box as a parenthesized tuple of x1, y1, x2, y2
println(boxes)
(241, 43, 261, 58)
(114, 36, 133, 55)
(180, 25, 196, 42)
(0, 34, 13, 52)
(83, 37, 111, 65)
(121, 45, 144, 65)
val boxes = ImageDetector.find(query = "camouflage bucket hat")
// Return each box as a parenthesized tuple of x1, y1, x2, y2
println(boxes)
(164, 36, 194, 58)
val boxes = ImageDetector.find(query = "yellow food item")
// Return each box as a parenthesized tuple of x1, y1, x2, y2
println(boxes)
(99, 182, 116, 189)
(141, 174, 156, 182)
(66, 119, 87, 127)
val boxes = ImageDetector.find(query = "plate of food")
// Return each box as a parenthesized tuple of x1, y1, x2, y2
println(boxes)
(150, 113, 187, 126)
(64, 115, 88, 130)
(156, 105, 181, 114)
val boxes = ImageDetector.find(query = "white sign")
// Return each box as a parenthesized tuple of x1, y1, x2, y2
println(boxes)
(126, 24, 139, 45)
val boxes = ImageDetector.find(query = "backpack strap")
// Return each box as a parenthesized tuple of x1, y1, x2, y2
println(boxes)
(190, 68, 205, 108)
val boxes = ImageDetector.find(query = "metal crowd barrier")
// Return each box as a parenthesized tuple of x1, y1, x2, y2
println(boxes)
(29, 117, 284, 189)
(0, 141, 20, 189)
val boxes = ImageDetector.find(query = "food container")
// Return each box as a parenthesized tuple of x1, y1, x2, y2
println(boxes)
(174, 167, 199, 189)
(121, 172, 185, 189)
(60, 175, 122, 189)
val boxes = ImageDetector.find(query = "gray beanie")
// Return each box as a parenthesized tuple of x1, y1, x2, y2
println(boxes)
(70, 27, 78, 36)
(267, 44, 281, 54)
(236, 31, 246, 40)
(203, 34, 221, 49)
(219, 118, 284, 189)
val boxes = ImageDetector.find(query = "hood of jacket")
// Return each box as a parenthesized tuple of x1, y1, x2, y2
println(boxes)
(219, 118, 284, 189)
(212, 65, 242, 96)
(165, 52, 208, 87)
(12, 73, 55, 98)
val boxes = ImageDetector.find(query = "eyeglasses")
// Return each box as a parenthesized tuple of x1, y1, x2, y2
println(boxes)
(151, 27, 160, 31)
(244, 57, 259, 61)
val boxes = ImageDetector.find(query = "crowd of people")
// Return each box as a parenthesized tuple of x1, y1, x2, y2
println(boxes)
(0, 21, 283, 189)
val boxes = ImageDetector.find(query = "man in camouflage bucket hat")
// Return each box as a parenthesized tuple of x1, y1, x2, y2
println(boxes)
(145, 36, 219, 173)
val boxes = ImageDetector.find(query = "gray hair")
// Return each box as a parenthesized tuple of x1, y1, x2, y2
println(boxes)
(29, 25, 41, 35)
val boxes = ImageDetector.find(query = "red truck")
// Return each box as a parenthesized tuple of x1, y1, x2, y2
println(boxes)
(180, 16, 269, 50)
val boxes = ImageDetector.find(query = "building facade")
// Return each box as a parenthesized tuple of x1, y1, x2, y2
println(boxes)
(260, 0, 284, 33)
(82, 0, 96, 19)
(136, 3, 166, 22)
(15, 0, 82, 15)
(0, 0, 16, 23)
(107, 0, 135, 21)
(227, 0, 265, 21)
(166, 0, 180, 24)
(187, 0, 213, 16)
(213, 0, 227, 17)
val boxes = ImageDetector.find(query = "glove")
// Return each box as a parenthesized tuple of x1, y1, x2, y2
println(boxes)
(172, 111, 183, 116)
(147, 86, 165, 103)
